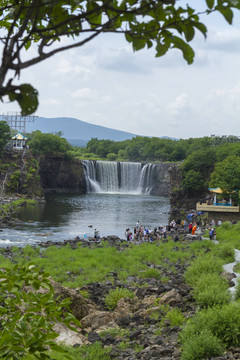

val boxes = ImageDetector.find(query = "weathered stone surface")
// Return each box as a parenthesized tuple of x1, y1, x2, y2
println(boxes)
(159, 289, 182, 306)
(49, 279, 96, 320)
(39, 155, 86, 193)
(53, 323, 89, 346)
(114, 297, 139, 315)
(221, 271, 236, 287)
(81, 310, 118, 330)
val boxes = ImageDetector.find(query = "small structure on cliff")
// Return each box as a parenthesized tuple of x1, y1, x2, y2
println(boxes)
(196, 187, 239, 220)
(11, 131, 28, 150)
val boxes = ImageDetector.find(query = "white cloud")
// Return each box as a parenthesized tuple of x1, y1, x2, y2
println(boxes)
(167, 93, 190, 116)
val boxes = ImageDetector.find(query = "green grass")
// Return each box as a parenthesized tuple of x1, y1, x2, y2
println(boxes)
(11, 241, 195, 287)
(5, 221, 240, 360)
(22, 342, 111, 360)
(104, 287, 135, 310)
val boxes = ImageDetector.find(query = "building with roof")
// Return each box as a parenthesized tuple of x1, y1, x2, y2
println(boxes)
(11, 131, 28, 150)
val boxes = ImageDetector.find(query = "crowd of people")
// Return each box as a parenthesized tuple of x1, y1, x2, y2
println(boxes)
(124, 217, 222, 243)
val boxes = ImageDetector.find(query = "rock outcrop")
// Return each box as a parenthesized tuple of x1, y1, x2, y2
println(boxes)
(39, 155, 86, 193)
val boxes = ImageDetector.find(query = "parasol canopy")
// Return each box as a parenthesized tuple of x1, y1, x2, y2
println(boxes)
(209, 187, 223, 194)
(209, 187, 238, 194)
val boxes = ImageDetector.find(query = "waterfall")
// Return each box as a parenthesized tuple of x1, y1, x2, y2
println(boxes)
(82, 160, 156, 194)
(82, 160, 102, 193)
(96, 161, 119, 192)
(139, 163, 157, 194)
(119, 162, 142, 193)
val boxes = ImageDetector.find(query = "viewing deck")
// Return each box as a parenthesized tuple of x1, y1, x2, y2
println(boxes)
(196, 202, 240, 213)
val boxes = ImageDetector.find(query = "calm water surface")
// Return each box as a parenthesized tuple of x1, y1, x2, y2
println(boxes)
(0, 193, 170, 247)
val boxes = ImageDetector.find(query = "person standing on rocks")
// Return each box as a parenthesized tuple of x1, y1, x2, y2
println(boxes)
(192, 223, 197, 235)
(188, 223, 193, 234)
(94, 229, 98, 241)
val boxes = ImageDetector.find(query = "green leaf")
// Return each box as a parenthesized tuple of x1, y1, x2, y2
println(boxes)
(193, 22, 208, 38)
(183, 24, 195, 42)
(132, 37, 146, 51)
(155, 40, 170, 57)
(171, 36, 195, 64)
(125, 32, 132, 43)
(206, 0, 215, 9)
(12, 84, 38, 116)
(218, 7, 234, 24)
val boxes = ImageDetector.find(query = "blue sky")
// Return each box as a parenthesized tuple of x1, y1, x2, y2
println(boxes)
(1, 3, 240, 139)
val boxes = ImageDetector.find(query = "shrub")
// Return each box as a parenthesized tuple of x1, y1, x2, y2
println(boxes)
(212, 243, 235, 263)
(184, 254, 223, 287)
(193, 273, 231, 308)
(165, 308, 185, 326)
(180, 303, 240, 353)
(140, 267, 161, 279)
(234, 278, 240, 300)
(77, 341, 111, 360)
(180, 329, 224, 360)
(0, 263, 80, 359)
(233, 263, 240, 273)
(104, 287, 135, 310)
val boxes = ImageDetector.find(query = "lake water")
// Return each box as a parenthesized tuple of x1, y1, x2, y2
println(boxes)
(0, 193, 170, 247)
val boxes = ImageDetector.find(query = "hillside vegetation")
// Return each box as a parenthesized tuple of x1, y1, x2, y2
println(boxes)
(2, 119, 240, 198)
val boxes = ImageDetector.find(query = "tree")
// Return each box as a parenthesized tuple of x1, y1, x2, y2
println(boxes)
(182, 169, 205, 193)
(28, 131, 71, 155)
(210, 155, 240, 193)
(0, 0, 240, 115)
(0, 121, 11, 153)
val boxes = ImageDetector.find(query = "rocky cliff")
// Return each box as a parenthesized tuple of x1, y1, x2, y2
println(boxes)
(168, 164, 208, 211)
(0, 151, 43, 198)
(149, 162, 179, 197)
(39, 155, 86, 193)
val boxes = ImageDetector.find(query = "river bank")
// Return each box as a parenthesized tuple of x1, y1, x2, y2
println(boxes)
(2, 224, 240, 360)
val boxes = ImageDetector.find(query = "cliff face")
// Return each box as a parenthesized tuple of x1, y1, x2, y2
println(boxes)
(149, 163, 180, 197)
(168, 164, 208, 211)
(0, 151, 43, 198)
(39, 155, 86, 193)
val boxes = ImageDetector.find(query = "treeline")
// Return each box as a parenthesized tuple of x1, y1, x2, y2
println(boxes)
(2, 121, 240, 197)
(27, 131, 240, 197)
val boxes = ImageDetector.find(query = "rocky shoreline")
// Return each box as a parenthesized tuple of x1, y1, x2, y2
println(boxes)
(1, 228, 240, 360)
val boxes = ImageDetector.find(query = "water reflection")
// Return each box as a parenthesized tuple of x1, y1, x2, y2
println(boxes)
(0, 193, 170, 247)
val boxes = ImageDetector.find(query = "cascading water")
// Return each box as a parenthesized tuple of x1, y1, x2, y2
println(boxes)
(82, 160, 157, 194)
(139, 163, 157, 194)
(96, 161, 119, 192)
(82, 160, 102, 193)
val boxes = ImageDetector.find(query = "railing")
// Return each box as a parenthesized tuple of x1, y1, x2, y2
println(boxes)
(196, 202, 239, 213)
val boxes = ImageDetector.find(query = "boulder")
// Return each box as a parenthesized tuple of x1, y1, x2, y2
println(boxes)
(49, 279, 96, 320)
(53, 323, 89, 346)
(159, 289, 182, 306)
(81, 310, 118, 330)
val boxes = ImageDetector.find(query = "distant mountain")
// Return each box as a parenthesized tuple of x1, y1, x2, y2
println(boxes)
(26, 116, 136, 143)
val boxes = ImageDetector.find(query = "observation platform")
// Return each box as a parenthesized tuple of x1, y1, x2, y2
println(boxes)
(196, 202, 239, 213)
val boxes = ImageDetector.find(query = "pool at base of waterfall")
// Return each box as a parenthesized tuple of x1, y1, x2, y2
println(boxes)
(0, 193, 170, 247)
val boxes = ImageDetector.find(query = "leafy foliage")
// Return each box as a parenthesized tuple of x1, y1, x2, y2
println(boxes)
(192, 273, 231, 308)
(210, 155, 240, 193)
(180, 303, 240, 353)
(1, 1, 240, 113)
(0, 121, 11, 153)
(0, 263, 80, 359)
(180, 329, 224, 360)
(104, 287, 135, 310)
(28, 131, 71, 155)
